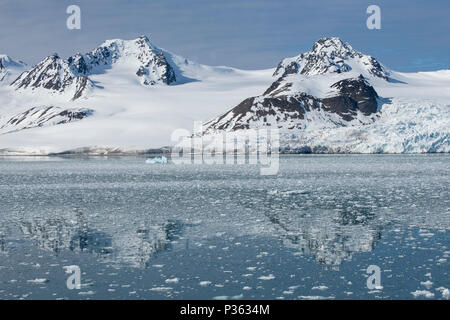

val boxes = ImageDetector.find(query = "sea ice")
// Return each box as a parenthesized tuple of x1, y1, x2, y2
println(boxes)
(165, 278, 180, 284)
(27, 278, 49, 284)
(145, 156, 168, 164)
(258, 274, 275, 280)
(411, 290, 435, 298)
(199, 281, 212, 287)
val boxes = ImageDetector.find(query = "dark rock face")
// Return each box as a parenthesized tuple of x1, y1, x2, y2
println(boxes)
(73, 76, 90, 101)
(203, 76, 380, 133)
(54, 108, 93, 123)
(203, 38, 387, 134)
(321, 76, 379, 120)
(274, 61, 300, 79)
(153, 53, 176, 84)
(68, 54, 90, 74)
(0, 106, 94, 134)
(136, 66, 146, 77)
(263, 78, 292, 96)
(11, 54, 93, 100)
(138, 52, 176, 86)
(12, 54, 62, 91)
(204, 93, 322, 132)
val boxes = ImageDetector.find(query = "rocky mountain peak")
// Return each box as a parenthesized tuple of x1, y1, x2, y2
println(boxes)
(10, 36, 176, 100)
(135, 35, 152, 46)
(311, 37, 355, 57)
(86, 36, 177, 85)
(11, 52, 94, 100)
(273, 37, 389, 80)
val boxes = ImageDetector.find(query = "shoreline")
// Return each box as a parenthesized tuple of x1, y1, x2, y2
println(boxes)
(0, 150, 448, 157)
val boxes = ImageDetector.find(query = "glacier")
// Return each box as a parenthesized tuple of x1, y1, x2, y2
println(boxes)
(0, 36, 448, 154)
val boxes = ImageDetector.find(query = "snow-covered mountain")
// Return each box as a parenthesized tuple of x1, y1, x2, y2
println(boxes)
(0, 106, 93, 135)
(203, 38, 390, 134)
(273, 37, 389, 80)
(11, 54, 95, 101)
(0, 54, 27, 85)
(11, 36, 177, 100)
(203, 75, 380, 133)
(0, 36, 448, 154)
(200, 37, 449, 153)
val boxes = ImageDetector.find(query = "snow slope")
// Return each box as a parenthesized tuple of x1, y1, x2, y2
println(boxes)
(0, 55, 27, 85)
(0, 36, 449, 154)
(0, 36, 275, 154)
(10, 36, 180, 101)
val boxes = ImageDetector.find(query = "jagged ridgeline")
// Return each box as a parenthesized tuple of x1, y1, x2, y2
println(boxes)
(0, 36, 448, 154)
(10, 36, 176, 100)
(203, 38, 386, 133)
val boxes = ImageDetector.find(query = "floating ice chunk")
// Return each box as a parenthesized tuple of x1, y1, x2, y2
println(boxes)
(145, 156, 168, 164)
(150, 287, 173, 291)
(420, 280, 433, 289)
(199, 281, 212, 287)
(298, 295, 335, 300)
(165, 278, 179, 284)
(27, 278, 49, 284)
(436, 287, 450, 299)
(281, 190, 310, 196)
(411, 290, 435, 298)
(312, 285, 328, 291)
(258, 274, 275, 280)
(443, 289, 450, 300)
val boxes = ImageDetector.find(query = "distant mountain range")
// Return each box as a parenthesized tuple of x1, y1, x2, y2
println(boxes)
(0, 54, 27, 84)
(0, 36, 448, 154)
(8, 36, 178, 100)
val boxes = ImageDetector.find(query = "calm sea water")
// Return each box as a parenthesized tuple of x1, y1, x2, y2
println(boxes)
(0, 154, 448, 300)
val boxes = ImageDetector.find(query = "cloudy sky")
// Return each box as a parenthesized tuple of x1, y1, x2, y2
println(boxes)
(0, 0, 449, 71)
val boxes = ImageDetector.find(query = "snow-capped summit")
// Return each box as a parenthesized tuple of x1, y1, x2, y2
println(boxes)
(11, 35, 177, 100)
(67, 35, 176, 85)
(11, 53, 94, 100)
(273, 37, 389, 80)
(0, 54, 27, 84)
(202, 37, 392, 134)
(198, 37, 450, 154)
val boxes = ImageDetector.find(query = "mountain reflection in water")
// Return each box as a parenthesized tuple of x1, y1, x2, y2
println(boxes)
(17, 211, 183, 269)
